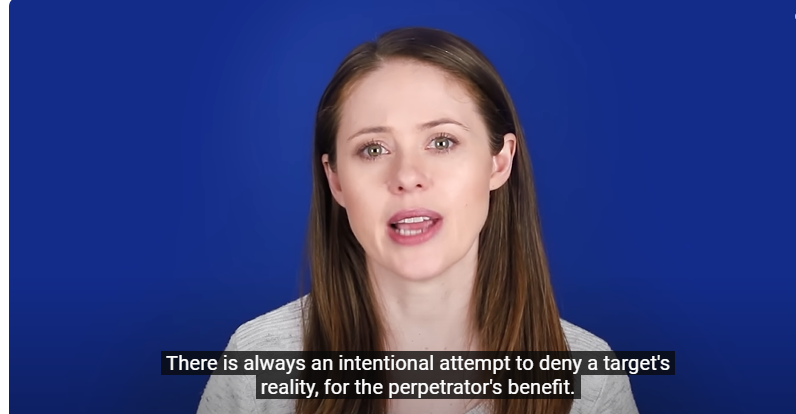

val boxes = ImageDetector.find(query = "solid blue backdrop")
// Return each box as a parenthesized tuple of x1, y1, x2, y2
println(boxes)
(11, 1, 795, 413)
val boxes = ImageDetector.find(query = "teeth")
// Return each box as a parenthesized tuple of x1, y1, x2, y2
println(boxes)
(394, 228, 424, 236)
(395, 216, 431, 224)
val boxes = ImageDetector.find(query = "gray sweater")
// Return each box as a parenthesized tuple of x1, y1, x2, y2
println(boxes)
(196, 297, 639, 414)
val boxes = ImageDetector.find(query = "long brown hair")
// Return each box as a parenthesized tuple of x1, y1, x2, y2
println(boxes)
(298, 27, 573, 414)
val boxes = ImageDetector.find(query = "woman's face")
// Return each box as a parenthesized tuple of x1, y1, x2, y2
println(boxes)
(323, 60, 516, 281)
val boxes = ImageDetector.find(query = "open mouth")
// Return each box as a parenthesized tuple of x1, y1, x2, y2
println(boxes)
(387, 209, 443, 245)
(389, 215, 439, 236)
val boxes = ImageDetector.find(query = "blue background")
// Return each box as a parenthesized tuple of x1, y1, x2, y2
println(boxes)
(11, 1, 796, 413)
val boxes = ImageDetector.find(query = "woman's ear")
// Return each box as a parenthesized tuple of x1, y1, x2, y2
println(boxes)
(489, 133, 517, 190)
(322, 154, 346, 208)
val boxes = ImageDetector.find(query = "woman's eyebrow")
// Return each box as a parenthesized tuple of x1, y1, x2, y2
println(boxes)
(346, 118, 470, 141)
(419, 117, 469, 132)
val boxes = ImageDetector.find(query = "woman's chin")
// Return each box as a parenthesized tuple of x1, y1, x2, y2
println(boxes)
(385, 258, 452, 283)
(370, 242, 478, 284)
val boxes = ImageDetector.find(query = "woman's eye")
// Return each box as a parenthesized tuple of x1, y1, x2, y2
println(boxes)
(431, 136, 454, 150)
(364, 144, 385, 157)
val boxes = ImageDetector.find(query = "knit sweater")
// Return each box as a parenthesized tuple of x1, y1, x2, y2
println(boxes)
(196, 297, 639, 414)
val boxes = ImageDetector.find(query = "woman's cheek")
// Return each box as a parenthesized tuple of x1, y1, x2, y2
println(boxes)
(343, 187, 385, 241)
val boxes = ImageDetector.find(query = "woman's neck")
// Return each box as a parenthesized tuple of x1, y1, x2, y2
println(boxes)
(369, 242, 479, 352)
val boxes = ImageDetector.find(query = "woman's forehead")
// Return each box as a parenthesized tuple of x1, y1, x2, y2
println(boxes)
(337, 61, 481, 136)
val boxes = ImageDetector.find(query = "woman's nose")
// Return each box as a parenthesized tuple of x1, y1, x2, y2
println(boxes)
(387, 153, 430, 194)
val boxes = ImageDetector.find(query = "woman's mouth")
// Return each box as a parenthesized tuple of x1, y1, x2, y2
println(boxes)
(387, 209, 443, 246)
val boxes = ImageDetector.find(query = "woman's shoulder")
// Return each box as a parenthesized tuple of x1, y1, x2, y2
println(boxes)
(225, 296, 306, 352)
(559, 318, 612, 352)
(558, 319, 639, 414)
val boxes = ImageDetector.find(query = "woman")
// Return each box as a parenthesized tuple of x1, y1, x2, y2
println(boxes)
(197, 27, 638, 414)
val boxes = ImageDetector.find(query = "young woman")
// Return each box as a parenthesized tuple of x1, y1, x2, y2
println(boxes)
(197, 27, 638, 414)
